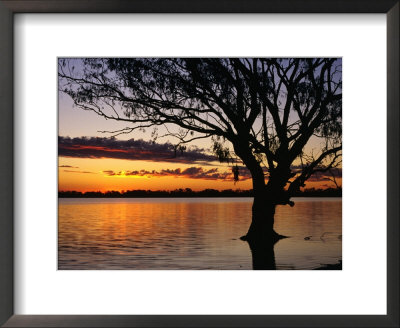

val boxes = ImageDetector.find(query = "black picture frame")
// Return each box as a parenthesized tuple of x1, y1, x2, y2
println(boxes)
(0, 1, 398, 327)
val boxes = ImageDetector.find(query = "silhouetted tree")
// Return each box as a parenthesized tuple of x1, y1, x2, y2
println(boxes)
(59, 58, 342, 243)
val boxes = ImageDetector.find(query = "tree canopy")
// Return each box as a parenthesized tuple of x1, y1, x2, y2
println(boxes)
(59, 58, 342, 206)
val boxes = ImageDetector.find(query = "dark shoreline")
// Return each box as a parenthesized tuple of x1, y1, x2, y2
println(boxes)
(59, 188, 342, 198)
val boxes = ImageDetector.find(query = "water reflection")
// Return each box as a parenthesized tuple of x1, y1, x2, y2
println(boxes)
(247, 238, 277, 270)
(58, 197, 341, 270)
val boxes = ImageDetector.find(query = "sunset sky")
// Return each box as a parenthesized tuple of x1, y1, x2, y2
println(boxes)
(58, 94, 340, 192)
(58, 62, 342, 193)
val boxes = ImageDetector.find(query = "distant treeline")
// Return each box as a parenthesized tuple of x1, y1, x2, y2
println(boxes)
(59, 188, 341, 198)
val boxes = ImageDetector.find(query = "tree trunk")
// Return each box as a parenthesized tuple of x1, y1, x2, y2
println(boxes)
(232, 140, 286, 248)
(242, 190, 285, 270)
(241, 190, 282, 242)
(232, 140, 290, 269)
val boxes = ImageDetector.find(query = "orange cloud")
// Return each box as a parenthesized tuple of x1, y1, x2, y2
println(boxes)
(101, 167, 250, 181)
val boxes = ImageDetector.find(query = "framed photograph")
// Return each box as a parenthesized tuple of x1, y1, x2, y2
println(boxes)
(57, 56, 343, 272)
(0, 1, 398, 327)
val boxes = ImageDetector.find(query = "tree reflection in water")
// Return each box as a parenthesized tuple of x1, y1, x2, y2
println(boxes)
(245, 236, 287, 270)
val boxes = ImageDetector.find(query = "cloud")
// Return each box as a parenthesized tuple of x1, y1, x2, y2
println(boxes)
(59, 136, 218, 164)
(306, 168, 342, 182)
(102, 166, 251, 181)
(59, 165, 79, 168)
(290, 165, 342, 181)
(102, 165, 340, 183)
(63, 170, 96, 174)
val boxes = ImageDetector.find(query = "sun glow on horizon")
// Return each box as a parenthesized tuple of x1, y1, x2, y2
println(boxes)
(58, 159, 340, 193)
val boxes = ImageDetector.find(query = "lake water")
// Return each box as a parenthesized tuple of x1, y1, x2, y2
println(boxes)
(58, 197, 342, 270)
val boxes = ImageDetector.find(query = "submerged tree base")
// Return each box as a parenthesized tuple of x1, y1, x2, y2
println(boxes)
(239, 229, 289, 270)
(239, 231, 288, 243)
(240, 231, 286, 270)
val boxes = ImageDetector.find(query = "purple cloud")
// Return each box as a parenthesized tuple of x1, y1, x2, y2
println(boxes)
(59, 136, 217, 165)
